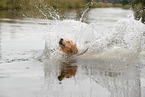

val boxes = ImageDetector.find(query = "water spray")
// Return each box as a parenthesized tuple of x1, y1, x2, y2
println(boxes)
(80, 2, 94, 22)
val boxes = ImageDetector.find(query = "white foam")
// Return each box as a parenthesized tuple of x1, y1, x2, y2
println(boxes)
(42, 10, 145, 60)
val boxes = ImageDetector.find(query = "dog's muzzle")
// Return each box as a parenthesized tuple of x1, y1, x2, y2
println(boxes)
(59, 38, 65, 47)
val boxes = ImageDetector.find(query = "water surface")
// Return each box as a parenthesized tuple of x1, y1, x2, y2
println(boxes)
(0, 8, 145, 97)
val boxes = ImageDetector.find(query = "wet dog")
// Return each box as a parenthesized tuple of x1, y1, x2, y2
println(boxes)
(58, 38, 78, 81)
(59, 38, 78, 55)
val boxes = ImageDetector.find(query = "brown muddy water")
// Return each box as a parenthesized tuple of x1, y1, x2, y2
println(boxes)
(0, 8, 145, 97)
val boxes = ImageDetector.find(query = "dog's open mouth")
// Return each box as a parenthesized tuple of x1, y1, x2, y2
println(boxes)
(59, 38, 65, 47)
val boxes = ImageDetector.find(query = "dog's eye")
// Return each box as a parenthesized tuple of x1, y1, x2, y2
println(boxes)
(67, 41, 71, 44)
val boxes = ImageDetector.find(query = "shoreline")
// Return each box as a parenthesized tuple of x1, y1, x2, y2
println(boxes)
(0, 2, 131, 10)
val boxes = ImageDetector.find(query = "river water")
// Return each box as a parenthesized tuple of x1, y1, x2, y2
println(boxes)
(0, 8, 145, 97)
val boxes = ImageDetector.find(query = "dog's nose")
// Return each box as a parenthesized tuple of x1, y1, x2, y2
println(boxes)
(60, 38, 63, 42)
(59, 38, 64, 46)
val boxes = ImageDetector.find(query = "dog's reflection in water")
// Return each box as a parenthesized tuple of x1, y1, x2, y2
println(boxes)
(58, 38, 78, 82)
(58, 59, 77, 81)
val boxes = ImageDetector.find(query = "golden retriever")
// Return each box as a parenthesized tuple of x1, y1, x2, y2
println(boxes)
(59, 38, 78, 55)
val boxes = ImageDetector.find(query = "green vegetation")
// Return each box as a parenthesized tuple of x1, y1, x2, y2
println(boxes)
(92, 2, 131, 9)
(0, 0, 132, 20)
(0, 0, 24, 10)
(122, 0, 129, 5)
(0, 0, 132, 10)
(132, 0, 145, 23)
(0, 0, 91, 10)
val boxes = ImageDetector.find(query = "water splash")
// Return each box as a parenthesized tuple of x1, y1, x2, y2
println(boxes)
(42, 15, 145, 60)
(80, 2, 94, 22)
(34, 4, 60, 20)
(80, 7, 90, 22)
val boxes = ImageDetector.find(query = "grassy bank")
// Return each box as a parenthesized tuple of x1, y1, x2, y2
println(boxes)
(0, 0, 131, 10)
(0, 0, 90, 10)
(0, 0, 132, 20)
(92, 2, 131, 9)
(132, 1, 145, 23)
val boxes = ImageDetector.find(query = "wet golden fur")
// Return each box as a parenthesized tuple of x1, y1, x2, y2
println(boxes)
(58, 38, 78, 81)
(59, 39, 78, 55)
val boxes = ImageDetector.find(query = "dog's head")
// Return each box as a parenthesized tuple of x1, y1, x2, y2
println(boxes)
(59, 38, 78, 55)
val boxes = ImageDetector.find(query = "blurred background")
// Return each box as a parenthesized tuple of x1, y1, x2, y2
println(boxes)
(0, 0, 145, 23)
